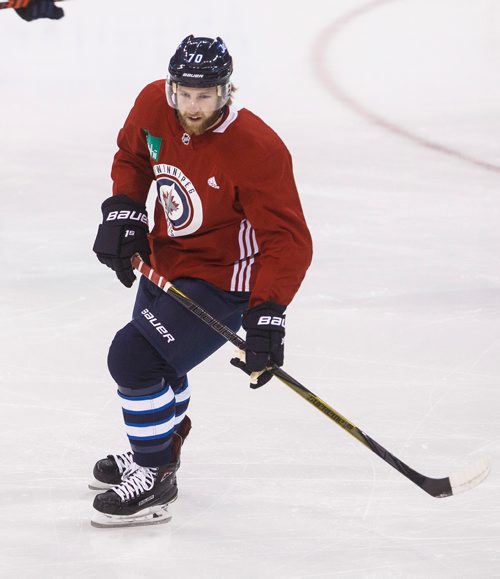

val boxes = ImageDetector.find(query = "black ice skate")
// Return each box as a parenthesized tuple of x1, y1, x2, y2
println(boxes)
(91, 462, 178, 528)
(89, 451, 133, 490)
(89, 415, 191, 490)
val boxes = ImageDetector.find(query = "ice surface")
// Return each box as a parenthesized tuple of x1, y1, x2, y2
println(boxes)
(1, 0, 499, 577)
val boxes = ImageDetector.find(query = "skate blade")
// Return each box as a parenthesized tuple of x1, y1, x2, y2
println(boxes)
(88, 479, 115, 491)
(91, 504, 172, 528)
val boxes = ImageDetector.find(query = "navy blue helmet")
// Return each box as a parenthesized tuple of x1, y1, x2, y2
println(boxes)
(168, 35, 233, 88)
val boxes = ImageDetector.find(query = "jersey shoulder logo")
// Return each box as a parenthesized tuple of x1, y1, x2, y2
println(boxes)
(143, 129, 163, 161)
(153, 164, 203, 237)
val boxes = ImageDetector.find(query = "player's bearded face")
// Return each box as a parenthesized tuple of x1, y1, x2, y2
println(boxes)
(176, 86, 222, 135)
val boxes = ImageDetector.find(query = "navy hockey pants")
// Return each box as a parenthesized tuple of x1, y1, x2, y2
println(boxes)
(107, 275, 250, 466)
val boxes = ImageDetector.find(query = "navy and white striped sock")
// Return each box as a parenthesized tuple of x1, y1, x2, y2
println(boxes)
(119, 383, 176, 467)
(173, 377, 191, 429)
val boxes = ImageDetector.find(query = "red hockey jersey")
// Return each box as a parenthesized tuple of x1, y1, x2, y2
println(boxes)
(111, 80, 312, 307)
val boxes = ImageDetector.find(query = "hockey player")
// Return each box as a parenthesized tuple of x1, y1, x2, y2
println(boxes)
(13, 0, 64, 20)
(91, 35, 313, 527)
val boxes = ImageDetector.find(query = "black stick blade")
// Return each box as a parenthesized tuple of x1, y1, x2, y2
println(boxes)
(420, 457, 490, 498)
(360, 431, 490, 498)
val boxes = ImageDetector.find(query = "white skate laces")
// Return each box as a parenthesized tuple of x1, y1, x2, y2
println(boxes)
(112, 463, 157, 502)
(111, 451, 133, 474)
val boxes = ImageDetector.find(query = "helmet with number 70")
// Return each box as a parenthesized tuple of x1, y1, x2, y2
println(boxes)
(166, 35, 233, 110)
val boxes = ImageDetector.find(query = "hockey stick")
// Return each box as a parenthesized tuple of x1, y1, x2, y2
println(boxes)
(131, 254, 490, 498)
(0, 0, 66, 9)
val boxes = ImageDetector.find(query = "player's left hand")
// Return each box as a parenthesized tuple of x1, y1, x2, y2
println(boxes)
(15, 0, 64, 21)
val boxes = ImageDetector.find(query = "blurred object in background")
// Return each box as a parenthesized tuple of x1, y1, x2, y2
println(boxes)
(13, 0, 64, 21)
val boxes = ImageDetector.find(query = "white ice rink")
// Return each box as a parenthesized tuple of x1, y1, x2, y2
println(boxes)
(1, 0, 500, 577)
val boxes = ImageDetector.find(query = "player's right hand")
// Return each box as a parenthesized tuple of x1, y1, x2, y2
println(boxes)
(92, 194, 151, 288)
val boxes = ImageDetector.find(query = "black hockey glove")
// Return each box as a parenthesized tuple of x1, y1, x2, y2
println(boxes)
(230, 302, 286, 389)
(15, 0, 64, 21)
(92, 194, 151, 288)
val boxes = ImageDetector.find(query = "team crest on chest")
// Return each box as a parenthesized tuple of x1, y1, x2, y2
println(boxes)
(153, 164, 203, 237)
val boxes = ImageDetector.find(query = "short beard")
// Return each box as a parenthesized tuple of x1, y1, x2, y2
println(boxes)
(177, 110, 223, 136)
